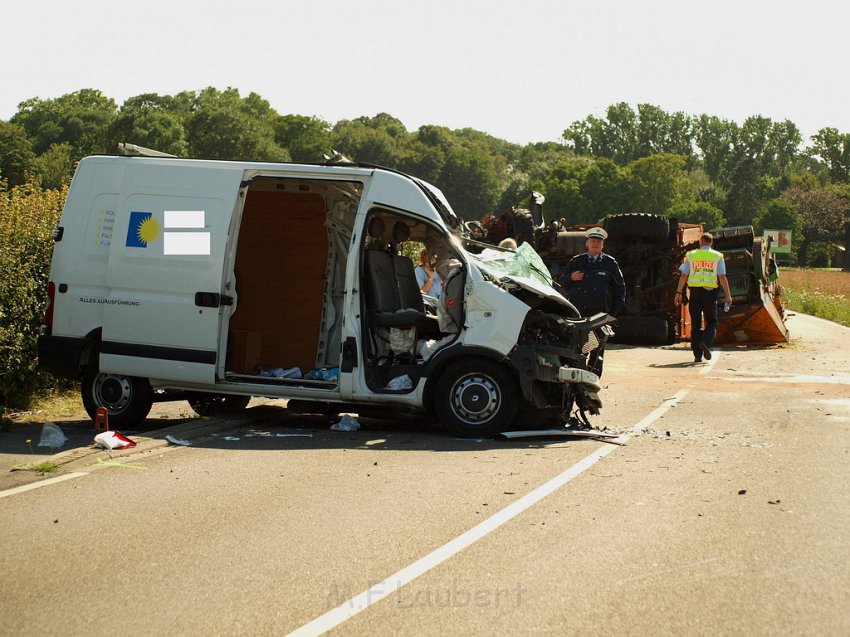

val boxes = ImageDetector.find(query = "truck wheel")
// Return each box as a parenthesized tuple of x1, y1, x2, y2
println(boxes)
(188, 394, 251, 417)
(604, 213, 670, 242)
(434, 359, 518, 437)
(82, 372, 154, 428)
(611, 315, 669, 344)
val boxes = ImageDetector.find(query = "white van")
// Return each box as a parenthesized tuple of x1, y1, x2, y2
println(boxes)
(38, 155, 613, 436)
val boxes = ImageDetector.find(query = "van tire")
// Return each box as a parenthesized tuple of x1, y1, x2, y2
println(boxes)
(82, 372, 154, 428)
(189, 394, 251, 417)
(434, 359, 518, 437)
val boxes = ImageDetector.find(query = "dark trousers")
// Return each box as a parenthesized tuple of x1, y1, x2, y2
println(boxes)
(688, 287, 718, 355)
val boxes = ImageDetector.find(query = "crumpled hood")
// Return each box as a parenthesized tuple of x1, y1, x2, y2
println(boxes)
(502, 274, 574, 309)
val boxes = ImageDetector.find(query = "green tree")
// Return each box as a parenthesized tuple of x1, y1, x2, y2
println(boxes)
(582, 158, 630, 220)
(781, 187, 848, 265)
(273, 114, 332, 162)
(107, 93, 189, 156)
(666, 201, 727, 230)
(724, 156, 762, 226)
(11, 89, 117, 158)
(693, 114, 739, 184)
(32, 143, 74, 189)
(564, 103, 696, 166)
(184, 88, 289, 161)
(635, 104, 694, 160)
(331, 113, 408, 168)
(439, 140, 503, 220)
(808, 127, 850, 182)
(563, 103, 637, 164)
(628, 154, 692, 214)
(543, 159, 590, 223)
(687, 168, 727, 210)
(402, 124, 454, 183)
(542, 158, 628, 224)
(0, 121, 35, 185)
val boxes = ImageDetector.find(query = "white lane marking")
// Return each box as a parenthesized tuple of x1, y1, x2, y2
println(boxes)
(0, 472, 88, 499)
(700, 348, 721, 375)
(286, 389, 691, 637)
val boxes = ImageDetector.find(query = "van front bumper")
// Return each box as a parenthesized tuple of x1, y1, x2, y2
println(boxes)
(557, 366, 601, 392)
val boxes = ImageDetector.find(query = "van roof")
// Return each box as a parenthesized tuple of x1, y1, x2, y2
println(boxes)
(83, 154, 460, 228)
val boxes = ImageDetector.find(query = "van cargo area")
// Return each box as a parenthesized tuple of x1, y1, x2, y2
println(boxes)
(226, 176, 362, 382)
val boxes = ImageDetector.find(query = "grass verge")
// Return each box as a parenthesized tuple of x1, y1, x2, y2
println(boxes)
(780, 268, 850, 328)
(11, 461, 59, 473)
(5, 390, 86, 424)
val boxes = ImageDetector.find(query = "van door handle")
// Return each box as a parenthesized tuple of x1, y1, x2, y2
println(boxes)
(195, 292, 232, 308)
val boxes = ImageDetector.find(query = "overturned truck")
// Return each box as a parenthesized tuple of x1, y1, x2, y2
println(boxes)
(468, 202, 788, 346)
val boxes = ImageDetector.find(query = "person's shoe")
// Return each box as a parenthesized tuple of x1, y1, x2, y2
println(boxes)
(694, 354, 702, 363)
(700, 343, 712, 360)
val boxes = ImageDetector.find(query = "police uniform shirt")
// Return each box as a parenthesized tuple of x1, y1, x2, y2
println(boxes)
(560, 252, 626, 316)
(679, 254, 727, 276)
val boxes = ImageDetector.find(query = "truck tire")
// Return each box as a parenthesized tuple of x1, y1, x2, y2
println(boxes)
(188, 394, 251, 417)
(82, 372, 154, 428)
(604, 213, 670, 242)
(434, 358, 518, 437)
(611, 315, 669, 344)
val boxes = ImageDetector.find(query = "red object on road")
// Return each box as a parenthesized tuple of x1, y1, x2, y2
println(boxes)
(94, 407, 109, 433)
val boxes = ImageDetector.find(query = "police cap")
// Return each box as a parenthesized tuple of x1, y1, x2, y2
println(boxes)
(585, 227, 608, 240)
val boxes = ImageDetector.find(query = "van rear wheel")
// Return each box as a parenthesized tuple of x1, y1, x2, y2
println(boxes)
(434, 359, 518, 437)
(82, 372, 154, 428)
(188, 394, 251, 417)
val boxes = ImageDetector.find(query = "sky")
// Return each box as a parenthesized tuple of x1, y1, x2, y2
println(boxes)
(2, 0, 848, 146)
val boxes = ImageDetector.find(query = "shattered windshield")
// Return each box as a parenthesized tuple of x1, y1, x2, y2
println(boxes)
(465, 242, 554, 287)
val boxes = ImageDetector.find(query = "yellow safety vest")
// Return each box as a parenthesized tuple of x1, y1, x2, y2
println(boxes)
(686, 248, 722, 288)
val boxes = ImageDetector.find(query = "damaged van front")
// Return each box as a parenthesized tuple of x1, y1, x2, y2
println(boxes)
(422, 241, 615, 435)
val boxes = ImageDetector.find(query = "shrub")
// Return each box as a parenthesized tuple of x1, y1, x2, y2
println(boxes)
(0, 179, 68, 406)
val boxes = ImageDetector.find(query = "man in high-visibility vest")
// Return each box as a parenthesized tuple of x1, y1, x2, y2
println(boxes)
(674, 232, 733, 362)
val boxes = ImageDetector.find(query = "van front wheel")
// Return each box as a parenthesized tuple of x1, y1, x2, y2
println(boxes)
(82, 372, 154, 428)
(434, 359, 518, 437)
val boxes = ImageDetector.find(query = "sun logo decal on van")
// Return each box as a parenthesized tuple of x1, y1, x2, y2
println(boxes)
(126, 211, 160, 248)
(137, 216, 160, 245)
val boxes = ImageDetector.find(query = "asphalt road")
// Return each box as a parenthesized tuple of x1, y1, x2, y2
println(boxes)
(1, 312, 848, 636)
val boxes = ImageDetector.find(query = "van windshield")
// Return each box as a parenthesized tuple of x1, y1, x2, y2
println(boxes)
(465, 242, 553, 287)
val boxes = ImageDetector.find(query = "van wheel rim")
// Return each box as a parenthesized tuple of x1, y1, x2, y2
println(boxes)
(94, 374, 132, 412)
(451, 374, 500, 423)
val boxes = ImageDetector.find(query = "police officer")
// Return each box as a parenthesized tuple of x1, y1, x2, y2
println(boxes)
(674, 232, 733, 362)
(559, 227, 626, 317)
(558, 227, 625, 376)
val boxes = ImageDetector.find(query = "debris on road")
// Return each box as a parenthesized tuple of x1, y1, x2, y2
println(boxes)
(330, 415, 360, 432)
(38, 423, 68, 449)
(165, 435, 192, 446)
(93, 430, 137, 449)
